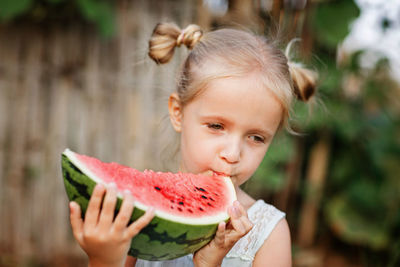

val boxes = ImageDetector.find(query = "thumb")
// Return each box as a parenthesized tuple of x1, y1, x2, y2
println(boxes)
(69, 201, 84, 242)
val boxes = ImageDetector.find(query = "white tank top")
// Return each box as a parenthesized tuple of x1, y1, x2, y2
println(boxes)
(135, 200, 285, 267)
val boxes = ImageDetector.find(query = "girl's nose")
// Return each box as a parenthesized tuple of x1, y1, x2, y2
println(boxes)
(220, 137, 241, 164)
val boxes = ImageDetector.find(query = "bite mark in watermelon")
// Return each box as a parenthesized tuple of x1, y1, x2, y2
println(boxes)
(61, 149, 236, 261)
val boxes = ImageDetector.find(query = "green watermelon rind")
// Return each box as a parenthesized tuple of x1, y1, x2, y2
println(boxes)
(61, 152, 232, 261)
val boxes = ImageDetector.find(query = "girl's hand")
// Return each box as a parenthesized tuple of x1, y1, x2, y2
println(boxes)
(193, 201, 253, 267)
(69, 184, 154, 267)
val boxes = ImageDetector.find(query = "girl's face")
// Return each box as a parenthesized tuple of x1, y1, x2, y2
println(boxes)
(169, 74, 283, 187)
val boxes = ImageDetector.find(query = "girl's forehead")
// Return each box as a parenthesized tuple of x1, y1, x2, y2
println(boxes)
(186, 75, 283, 133)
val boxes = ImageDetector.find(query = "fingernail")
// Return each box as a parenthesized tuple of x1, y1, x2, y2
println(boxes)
(124, 193, 134, 204)
(124, 189, 132, 195)
(230, 206, 240, 218)
(108, 183, 118, 191)
(69, 202, 74, 211)
(233, 207, 240, 218)
(147, 207, 155, 214)
(95, 184, 104, 190)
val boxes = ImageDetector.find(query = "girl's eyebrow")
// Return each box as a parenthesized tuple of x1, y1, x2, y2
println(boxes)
(199, 115, 230, 123)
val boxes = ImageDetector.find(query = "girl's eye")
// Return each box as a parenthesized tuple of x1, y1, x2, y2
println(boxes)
(207, 123, 223, 130)
(249, 135, 265, 143)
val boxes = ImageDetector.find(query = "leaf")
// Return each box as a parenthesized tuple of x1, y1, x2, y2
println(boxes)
(0, 0, 33, 21)
(75, 0, 115, 38)
(250, 133, 294, 193)
(325, 195, 389, 250)
(313, 0, 360, 49)
(46, 0, 64, 3)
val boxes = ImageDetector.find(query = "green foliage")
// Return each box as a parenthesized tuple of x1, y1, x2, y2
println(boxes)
(251, 132, 295, 194)
(0, 0, 33, 20)
(312, 0, 360, 49)
(0, 0, 116, 38)
(75, 0, 115, 37)
(254, 0, 400, 264)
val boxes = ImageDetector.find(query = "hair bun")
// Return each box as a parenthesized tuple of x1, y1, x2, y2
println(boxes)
(148, 23, 202, 64)
(288, 62, 318, 102)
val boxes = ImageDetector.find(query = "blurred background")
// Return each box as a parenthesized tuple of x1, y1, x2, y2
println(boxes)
(0, 0, 399, 266)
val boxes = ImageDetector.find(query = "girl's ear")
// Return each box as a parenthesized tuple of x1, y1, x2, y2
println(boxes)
(168, 93, 183, 132)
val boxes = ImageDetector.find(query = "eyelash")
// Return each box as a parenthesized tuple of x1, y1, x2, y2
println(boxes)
(207, 123, 265, 143)
(250, 135, 265, 143)
(207, 123, 224, 130)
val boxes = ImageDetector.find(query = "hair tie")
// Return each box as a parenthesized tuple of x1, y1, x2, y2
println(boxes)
(176, 30, 185, 47)
(176, 24, 203, 49)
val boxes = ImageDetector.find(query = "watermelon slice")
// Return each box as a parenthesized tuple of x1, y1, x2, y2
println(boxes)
(61, 148, 236, 261)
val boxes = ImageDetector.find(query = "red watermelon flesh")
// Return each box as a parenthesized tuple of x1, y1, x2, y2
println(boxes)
(68, 150, 236, 222)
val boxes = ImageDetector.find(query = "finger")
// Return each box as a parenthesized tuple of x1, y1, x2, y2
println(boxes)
(113, 191, 135, 231)
(85, 184, 106, 228)
(125, 208, 155, 238)
(69, 201, 84, 243)
(228, 206, 247, 236)
(233, 201, 253, 232)
(234, 201, 248, 218)
(98, 183, 118, 228)
(213, 222, 226, 247)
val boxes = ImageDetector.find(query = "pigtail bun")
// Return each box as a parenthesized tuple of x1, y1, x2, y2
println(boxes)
(285, 39, 318, 102)
(148, 23, 203, 64)
(288, 62, 318, 102)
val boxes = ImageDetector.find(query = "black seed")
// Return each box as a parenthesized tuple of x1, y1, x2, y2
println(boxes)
(209, 197, 215, 201)
(207, 202, 213, 207)
(177, 207, 182, 211)
(155, 186, 161, 191)
(178, 201, 184, 205)
(201, 195, 208, 199)
(199, 207, 204, 211)
(196, 187, 206, 192)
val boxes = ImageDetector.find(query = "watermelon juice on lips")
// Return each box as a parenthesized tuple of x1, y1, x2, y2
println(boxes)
(61, 148, 236, 261)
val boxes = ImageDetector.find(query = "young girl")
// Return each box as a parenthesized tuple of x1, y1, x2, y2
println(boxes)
(69, 22, 317, 267)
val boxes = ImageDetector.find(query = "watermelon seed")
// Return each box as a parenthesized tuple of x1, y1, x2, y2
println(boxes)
(178, 207, 183, 212)
(207, 202, 213, 207)
(210, 197, 215, 201)
(178, 201, 184, 205)
(199, 207, 204, 211)
(201, 195, 208, 199)
(188, 209, 193, 213)
(170, 199, 175, 203)
(154, 186, 161, 191)
(196, 187, 207, 192)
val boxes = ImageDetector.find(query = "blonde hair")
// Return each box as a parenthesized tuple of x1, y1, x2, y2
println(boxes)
(148, 22, 317, 131)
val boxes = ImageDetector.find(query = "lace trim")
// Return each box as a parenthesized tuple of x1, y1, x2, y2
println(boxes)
(225, 200, 285, 261)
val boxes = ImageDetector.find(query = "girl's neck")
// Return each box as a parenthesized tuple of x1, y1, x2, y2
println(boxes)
(235, 186, 256, 211)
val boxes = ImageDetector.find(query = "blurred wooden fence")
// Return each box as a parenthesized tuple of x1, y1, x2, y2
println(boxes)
(0, 0, 198, 264)
(0, 0, 335, 266)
